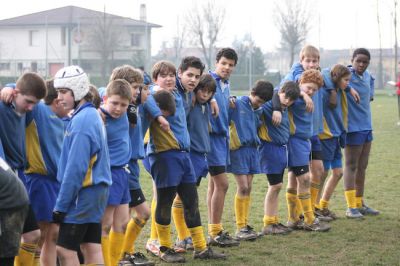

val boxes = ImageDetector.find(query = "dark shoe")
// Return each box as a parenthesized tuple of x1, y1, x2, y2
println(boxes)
(207, 231, 240, 247)
(286, 219, 304, 230)
(359, 203, 380, 216)
(260, 223, 290, 235)
(235, 225, 258, 241)
(118, 252, 155, 266)
(303, 218, 331, 232)
(193, 247, 227, 260)
(276, 223, 293, 233)
(315, 208, 334, 222)
(159, 247, 185, 263)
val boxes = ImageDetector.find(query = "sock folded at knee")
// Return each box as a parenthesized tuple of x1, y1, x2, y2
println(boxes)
(156, 223, 172, 249)
(101, 236, 110, 266)
(263, 215, 276, 227)
(298, 193, 315, 225)
(33, 250, 40, 266)
(109, 230, 125, 266)
(286, 188, 298, 222)
(345, 190, 357, 209)
(121, 217, 146, 256)
(188, 226, 207, 252)
(172, 197, 191, 241)
(208, 223, 223, 237)
(310, 182, 320, 211)
(356, 196, 363, 208)
(150, 198, 158, 240)
(235, 194, 248, 229)
(14, 242, 37, 266)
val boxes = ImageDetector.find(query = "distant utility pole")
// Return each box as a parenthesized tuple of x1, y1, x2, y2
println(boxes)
(394, 0, 398, 81)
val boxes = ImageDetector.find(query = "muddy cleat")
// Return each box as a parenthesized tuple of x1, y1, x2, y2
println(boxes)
(359, 204, 380, 216)
(159, 247, 186, 263)
(208, 231, 240, 247)
(346, 208, 364, 219)
(174, 236, 194, 253)
(145, 239, 160, 257)
(235, 225, 258, 241)
(315, 208, 334, 222)
(118, 252, 155, 266)
(317, 208, 338, 220)
(193, 247, 227, 260)
(260, 223, 291, 235)
(286, 219, 304, 230)
(303, 218, 331, 232)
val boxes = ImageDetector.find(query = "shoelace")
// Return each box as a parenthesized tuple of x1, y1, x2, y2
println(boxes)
(134, 252, 146, 259)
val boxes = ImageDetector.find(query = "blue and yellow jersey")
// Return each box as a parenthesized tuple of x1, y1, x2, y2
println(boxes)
(143, 87, 190, 154)
(229, 96, 261, 150)
(55, 102, 111, 213)
(209, 70, 230, 136)
(25, 102, 64, 179)
(288, 98, 313, 140)
(0, 137, 5, 160)
(176, 77, 193, 117)
(187, 102, 211, 154)
(129, 105, 145, 160)
(345, 66, 374, 133)
(279, 62, 304, 87)
(101, 108, 131, 167)
(0, 102, 26, 170)
(319, 69, 347, 140)
(258, 99, 290, 146)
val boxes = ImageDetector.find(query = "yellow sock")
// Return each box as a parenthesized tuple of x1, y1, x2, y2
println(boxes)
(286, 188, 299, 222)
(33, 251, 40, 266)
(345, 190, 357, 209)
(356, 196, 363, 208)
(263, 215, 276, 227)
(234, 194, 248, 229)
(310, 182, 320, 211)
(188, 226, 207, 251)
(208, 223, 223, 237)
(244, 196, 251, 225)
(101, 236, 110, 266)
(298, 193, 315, 225)
(14, 242, 36, 266)
(156, 223, 172, 249)
(121, 218, 146, 256)
(172, 197, 191, 241)
(320, 199, 329, 209)
(274, 216, 280, 224)
(150, 198, 158, 240)
(296, 195, 303, 218)
(109, 230, 125, 266)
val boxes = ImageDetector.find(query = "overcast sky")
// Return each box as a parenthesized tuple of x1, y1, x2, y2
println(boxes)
(0, 0, 396, 55)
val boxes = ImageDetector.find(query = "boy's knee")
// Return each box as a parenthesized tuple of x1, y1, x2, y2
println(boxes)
(22, 229, 41, 244)
(238, 185, 250, 196)
(270, 183, 283, 191)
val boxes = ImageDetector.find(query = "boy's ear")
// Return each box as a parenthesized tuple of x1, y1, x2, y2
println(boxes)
(102, 95, 107, 103)
(177, 69, 182, 79)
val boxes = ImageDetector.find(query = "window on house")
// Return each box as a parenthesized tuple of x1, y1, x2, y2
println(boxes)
(61, 27, 66, 46)
(130, 33, 142, 47)
(29, 30, 39, 46)
(17, 62, 23, 71)
(31, 62, 38, 72)
(0, 63, 10, 70)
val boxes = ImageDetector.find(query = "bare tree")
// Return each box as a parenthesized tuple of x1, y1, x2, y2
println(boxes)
(171, 16, 187, 66)
(86, 10, 124, 83)
(186, 0, 225, 69)
(274, 0, 311, 68)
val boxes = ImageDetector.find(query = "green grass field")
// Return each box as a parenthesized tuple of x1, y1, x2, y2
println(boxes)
(134, 95, 400, 265)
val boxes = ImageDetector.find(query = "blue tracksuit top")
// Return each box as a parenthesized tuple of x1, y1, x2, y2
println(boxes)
(288, 97, 313, 140)
(176, 77, 193, 116)
(258, 99, 290, 146)
(55, 102, 111, 213)
(0, 101, 26, 169)
(101, 108, 131, 167)
(143, 86, 190, 154)
(229, 96, 261, 150)
(345, 66, 374, 132)
(209, 70, 230, 136)
(25, 102, 64, 179)
(129, 105, 145, 160)
(319, 69, 347, 139)
(279, 63, 304, 86)
(187, 102, 211, 154)
(0, 138, 5, 160)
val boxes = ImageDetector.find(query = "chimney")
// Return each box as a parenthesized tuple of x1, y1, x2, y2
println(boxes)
(140, 4, 147, 21)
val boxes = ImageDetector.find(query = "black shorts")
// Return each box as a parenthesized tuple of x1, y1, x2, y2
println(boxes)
(57, 223, 101, 252)
(310, 150, 323, 160)
(0, 205, 28, 258)
(289, 165, 310, 176)
(22, 205, 39, 234)
(208, 165, 226, 176)
(129, 189, 146, 208)
(267, 173, 284, 186)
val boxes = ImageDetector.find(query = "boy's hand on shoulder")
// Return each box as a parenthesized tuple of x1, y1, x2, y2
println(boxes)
(157, 115, 170, 132)
(272, 110, 282, 126)
(349, 87, 360, 104)
(328, 90, 338, 109)
(0, 87, 17, 103)
(302, 93, 314, 112)
(229, 96, 237, 109)
(210, 100, 219, 118)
